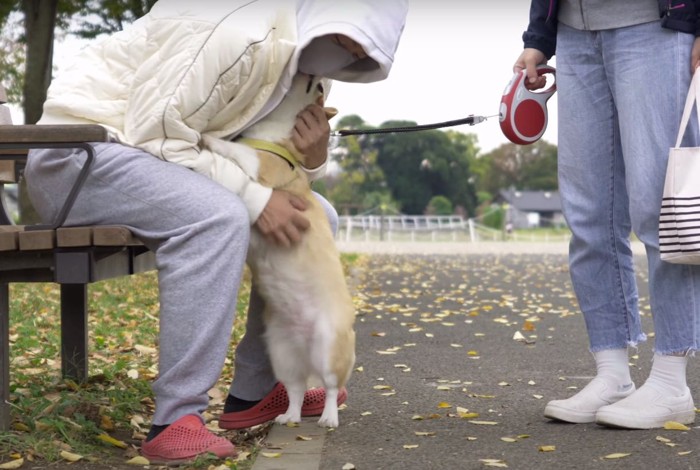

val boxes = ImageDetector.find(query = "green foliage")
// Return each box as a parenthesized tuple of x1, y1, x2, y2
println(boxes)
(481, 204, 505, 230)
(476, 140, 558, 196)
(2, 271, 253, 468)
(326, 114, 393, 214)
(476, 190, 493, 205)
(426, 195, 452, 215)
(69, 0, 157, 38)
(371, 121, 478, 215)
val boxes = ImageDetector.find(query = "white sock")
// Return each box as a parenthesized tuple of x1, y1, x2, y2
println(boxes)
(593, 349, 632, 389)
(644, 354, 688, 396)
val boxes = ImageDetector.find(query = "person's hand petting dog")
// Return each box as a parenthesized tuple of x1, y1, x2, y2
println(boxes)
(254, 102, 331, 246)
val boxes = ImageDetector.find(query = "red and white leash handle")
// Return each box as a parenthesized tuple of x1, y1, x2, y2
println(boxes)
(499, 65, 556, 145)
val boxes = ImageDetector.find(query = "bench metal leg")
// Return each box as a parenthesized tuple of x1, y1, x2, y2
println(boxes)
(1, 282, 10, 431)
(60, 284, 88, 382)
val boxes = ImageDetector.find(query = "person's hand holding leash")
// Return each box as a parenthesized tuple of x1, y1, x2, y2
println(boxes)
(514, 48, 547, 90)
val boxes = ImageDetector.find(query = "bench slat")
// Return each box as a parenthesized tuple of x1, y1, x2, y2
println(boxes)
(0, 226, 20, 251)
(18, 229, 55, 251)
(56, 227, 93, 247)
(93, 226, 141, 246)
(0, 226, 146, 252)
(0, 161, 16, 183)
(0, 125, 108, 144)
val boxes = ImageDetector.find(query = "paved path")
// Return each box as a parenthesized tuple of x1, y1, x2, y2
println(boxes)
(252, 242, 697, 470)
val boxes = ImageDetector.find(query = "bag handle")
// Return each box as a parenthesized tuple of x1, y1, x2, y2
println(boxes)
(675, 69, 700, 148)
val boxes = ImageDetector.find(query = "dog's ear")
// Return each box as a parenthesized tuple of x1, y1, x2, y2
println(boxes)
(324, 107, 338, 120)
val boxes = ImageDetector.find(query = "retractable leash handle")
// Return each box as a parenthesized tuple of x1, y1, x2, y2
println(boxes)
(499, 65, 556, 145)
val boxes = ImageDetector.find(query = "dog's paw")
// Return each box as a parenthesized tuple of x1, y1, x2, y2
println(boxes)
(317, 413, 339, 428)
(275, 413, 301, 425)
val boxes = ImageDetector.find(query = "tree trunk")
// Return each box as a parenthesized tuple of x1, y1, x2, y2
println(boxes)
(19, 0, 57, 224)
(22, 0, 56, 125)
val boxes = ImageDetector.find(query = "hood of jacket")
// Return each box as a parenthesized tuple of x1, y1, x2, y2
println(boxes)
(294, 0, 407, 83)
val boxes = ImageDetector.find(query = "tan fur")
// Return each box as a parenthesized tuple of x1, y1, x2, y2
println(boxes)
(242, 75, 355, 428)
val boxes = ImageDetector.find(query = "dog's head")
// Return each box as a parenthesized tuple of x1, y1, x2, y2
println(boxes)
(242, 74, 336, 143)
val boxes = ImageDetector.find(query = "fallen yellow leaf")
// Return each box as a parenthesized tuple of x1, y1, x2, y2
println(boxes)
(415, 431, 436, 436)
(60, 451, 83, 462)
(100, 415, 115, 431)
(232, 452, 250, 462)
(469, 420, 499, 426)
(538, 445, 556, 452)
(403, 444, 419, 449)
(500, 437, 518, 443)
(678, 451, 692, 456)
(97, 433, 128, 449)
(373, 385, 393, 390)
(479, 459, 508, 468)
(603, 453, 631, 459)
(0, 459, 24, 469)
(261, 452, 282, 458)
(296, 435, 312, 441)
(663, 421, 690, 431)
(125, 456, 150, 466)
(437, 402, 452, 409)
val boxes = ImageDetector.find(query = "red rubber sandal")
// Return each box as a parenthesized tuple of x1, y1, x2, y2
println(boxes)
(141, 414, 236, 465)
(218, 383, 348, 429)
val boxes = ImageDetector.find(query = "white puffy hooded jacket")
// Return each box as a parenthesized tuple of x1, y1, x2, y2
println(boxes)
(38, 0, 407, 222)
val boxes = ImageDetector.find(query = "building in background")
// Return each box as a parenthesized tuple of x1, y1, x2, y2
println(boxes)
(497, 188, 564, 229)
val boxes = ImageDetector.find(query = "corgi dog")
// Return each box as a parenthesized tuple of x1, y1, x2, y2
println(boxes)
(207, 73, 355, 428)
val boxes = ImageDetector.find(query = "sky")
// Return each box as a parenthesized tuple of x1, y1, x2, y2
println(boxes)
(328, 1, 558, 153)
(41, 1, 558, 154)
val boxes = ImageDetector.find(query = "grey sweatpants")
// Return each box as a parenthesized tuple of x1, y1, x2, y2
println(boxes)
(24, 141, 338, 425)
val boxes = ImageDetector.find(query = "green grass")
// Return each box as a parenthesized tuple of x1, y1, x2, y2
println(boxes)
(2, 270, 256, 469)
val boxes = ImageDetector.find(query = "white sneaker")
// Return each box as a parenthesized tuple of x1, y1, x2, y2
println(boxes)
(595, 383, 695, 429)
(544, 378, 635, 423)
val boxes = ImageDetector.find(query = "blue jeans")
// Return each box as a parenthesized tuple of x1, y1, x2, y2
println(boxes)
(556, 21, 700, 354)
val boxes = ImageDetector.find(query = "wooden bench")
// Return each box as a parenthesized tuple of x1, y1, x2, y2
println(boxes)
(0, 86, 156, 430)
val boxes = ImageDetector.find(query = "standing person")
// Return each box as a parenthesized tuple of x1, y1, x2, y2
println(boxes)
(514, 0, 700, 429)
(25, 0, 407, 464)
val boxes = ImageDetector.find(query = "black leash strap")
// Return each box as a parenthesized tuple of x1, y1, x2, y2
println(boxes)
(333, 114, 495, 137)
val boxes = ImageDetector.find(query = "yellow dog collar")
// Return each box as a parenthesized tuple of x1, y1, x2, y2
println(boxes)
(236, 137, 298, 169)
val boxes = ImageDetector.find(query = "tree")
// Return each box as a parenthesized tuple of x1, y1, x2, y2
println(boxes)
(426, 195, 452, 215)
(372, 120, 478, 215)
(22, 0, 58, 124)
(0, 0, 156, 123)
(1, 0, 155, 222)
(326, 114, 396, 214)
(477, 140, 558, 196)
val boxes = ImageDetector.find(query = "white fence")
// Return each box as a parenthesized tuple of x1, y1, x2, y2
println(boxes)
(337, 215, 571, 243)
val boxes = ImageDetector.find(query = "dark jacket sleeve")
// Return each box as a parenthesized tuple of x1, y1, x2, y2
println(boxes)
(522, 0, 558, 59)
(658, 0, 700, 36)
